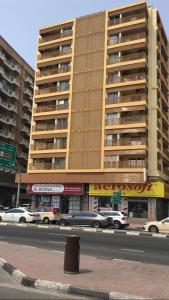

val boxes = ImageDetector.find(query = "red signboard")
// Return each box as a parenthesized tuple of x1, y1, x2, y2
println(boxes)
(27, 184, 84, 195)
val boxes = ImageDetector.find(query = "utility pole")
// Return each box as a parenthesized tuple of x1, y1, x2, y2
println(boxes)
(15, 160, 21, 208)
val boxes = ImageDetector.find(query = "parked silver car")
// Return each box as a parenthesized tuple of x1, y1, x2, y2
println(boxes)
(58, 211, 112, 228)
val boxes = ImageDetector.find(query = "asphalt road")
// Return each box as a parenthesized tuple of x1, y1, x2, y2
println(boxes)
(0, 267, 91, 300)
(0, 225, 169, 266)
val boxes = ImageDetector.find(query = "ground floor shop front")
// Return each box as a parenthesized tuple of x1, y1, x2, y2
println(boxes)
(27, 182, 169, 222)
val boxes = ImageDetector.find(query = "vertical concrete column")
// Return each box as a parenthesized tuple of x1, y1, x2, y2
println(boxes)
(148, 198, 156, 221)
(148, 7, 158, 179)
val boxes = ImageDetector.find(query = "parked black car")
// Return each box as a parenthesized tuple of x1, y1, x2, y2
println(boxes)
(58, 211, 112, 228)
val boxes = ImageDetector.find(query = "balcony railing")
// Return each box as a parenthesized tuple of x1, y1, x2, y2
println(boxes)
(24, 88, 33, 98)
(32, 142, 67, 151)
(105, 137, 147, 147)
(32, 123, 68, 132)
(25, 76, 34, 86)
(163, 148, 169, 157)
(0, 82, 19, 99)
(39, 30, 73, 43)
(0, 115, 16, 126)
(105, 115, 146, 126)
(29, 162, 65, 170)
(107, 52, 146, 65)
(23, 100, 32, 110)
(163, 167, 169, 177)
(35, 85, 70, 95)
(0, 97, 17, 112)
(37, 49, 72, 61)
(107, 73, 146, 85)
(108, 32, 146, 46)
(21, 126, 30, 134)
(0, 130, 14, 140)
(36, 66, 70, 77)
(20, 139, 29, 147)
(104, 160, 145, 168)
(106, 93, 146, 105)
(34, 103, 68, 113)
(108, 12, 146, 27)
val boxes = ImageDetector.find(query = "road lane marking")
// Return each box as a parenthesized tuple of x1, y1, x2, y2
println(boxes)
(113, 258, 141, 263)
(121, 248, 144, 253)
(126, 231, 139, 236)
(152, 233, 166, 238)
(53, 250, 64, 253)
(48, 241, 65, 244)
(48, 233, 65, 236)
(21, 245, 36, 249)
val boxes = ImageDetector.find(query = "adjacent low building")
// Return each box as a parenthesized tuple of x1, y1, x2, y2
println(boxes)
(0, 36, 34, 206)
(16, 1, 169, 222)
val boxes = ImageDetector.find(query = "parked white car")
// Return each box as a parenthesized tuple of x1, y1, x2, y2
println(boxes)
(99, 211, 129, 229)
(0, 207, 40, 223)
(143, 217, 169, 233)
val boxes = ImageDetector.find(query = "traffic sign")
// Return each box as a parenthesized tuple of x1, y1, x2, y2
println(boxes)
(111, 191, 121, 204)
(0, 141, 16, 169)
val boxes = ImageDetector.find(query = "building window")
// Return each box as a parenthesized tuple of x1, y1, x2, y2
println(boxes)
(108, 52, 119, 64)
(106, 134, 117, 146)
(109, 34, 119, 44)
(107, 92, 118, 103)
(54, 157, 65, 169)
(106, 112, 118, 125)
(128, 200, 148, 218)
(128, 158, 144, 167)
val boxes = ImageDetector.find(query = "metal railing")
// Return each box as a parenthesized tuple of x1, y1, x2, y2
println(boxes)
(108, 32, 146, 46)
(32, 142, 67, 150)
(105, 115, 146, 126)
(37, 49, 72, 61)
(107, 52, 146, 65)
(105, 137, 147, 147)
(32, 123, 68, 131)
(106, 93, 145, 105)
(34, 103, 68, 113)
(104, 160, 145, 168)
(39, 30, 73, 43)
(107, 73, 146, 85)
(35, 84, 70, 95)
(36, 66, 70, 77)
(108, 13, 146, 26)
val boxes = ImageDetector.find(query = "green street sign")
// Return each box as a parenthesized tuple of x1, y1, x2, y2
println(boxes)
(111, 191, 121, 204)
(0, 141, 16, 169)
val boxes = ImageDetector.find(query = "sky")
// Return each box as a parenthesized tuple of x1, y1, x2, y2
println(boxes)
(0, 0, 168, 69)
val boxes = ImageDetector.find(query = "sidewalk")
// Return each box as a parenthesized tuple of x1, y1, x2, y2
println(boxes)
(0, 241, 169, 299)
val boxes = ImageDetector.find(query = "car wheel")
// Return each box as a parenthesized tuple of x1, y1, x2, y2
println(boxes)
(113, 220, 121, 229)
(43, 217, 49, 224)
(92, 221, 101, 228)
(59, 219, 67, 226)
(148, 225, 159, 233)
(0, 216, 2, 222)
(19, 217, 26, 223)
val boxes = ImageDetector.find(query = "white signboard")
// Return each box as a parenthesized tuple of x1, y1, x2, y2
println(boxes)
(32, 184, 64, 193)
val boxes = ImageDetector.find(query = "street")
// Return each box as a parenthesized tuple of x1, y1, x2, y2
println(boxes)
(0, 224, 169, 265)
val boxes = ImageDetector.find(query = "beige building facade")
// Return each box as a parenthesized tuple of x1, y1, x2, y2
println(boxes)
(18, 1, 169, 221)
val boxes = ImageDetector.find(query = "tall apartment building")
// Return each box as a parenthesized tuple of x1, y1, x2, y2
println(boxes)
(18, 1, 169, 222)
(0, 36, 34, 206)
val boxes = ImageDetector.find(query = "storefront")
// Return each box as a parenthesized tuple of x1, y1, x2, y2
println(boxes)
(27, 184, 87, 214)
(89, 182, 169, 221)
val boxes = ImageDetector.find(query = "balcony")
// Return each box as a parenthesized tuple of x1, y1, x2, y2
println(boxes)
(23, 100, 32, 110)
(32, 142, 67, 151)
(107, 52, 146, 65)
(108, 12, 146, 27)
(105, 137, 147, 147)
(106, 93, 146, 105)
(34, 103, 68, 113)
(163, 167, 169, 177)
(25, 76, 33, 86)
(20, 138, 29, 147)
(35, 84, 70, 95)
(0, 97, 17, 112)
(163, 148, 169, 158)
(32, 123, 68, 132)
(104, 160, 145, 168)
(0, 50, 5, 61)
(38, 49, 72, 61)
(18, 151, 28, 160)
(0, 130, 14, 140)
(29, 162, 65, 170)
(36, 66, 70, 78)
(24, 88, 33, 98)
(21, 125, 30, 135)
(108, 32, 146, 46)
(22, 113, 31, 122)
(105, 115, 146, 126)
(106, 73, 146, 85)
(0, 114, 16, 126)
(39, 30, 73, 44)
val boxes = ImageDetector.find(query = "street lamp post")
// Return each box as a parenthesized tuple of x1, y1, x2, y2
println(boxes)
(15, 160, 21, 208)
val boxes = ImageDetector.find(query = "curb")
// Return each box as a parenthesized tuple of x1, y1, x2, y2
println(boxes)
(0, 222, 168, 238)
(0, 258, 150, 299)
